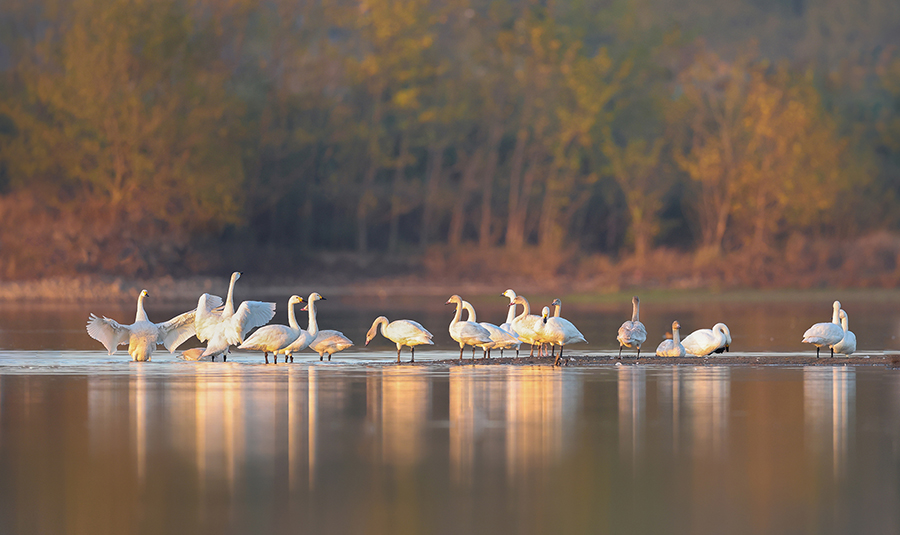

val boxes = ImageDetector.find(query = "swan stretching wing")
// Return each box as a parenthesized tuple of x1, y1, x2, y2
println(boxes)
(86, 315, 131, 355)
(196, 272, 276, 357)
(238, 295, 303, 363)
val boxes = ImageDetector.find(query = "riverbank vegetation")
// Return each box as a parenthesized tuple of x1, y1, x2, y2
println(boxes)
(0, 0, 898, 288)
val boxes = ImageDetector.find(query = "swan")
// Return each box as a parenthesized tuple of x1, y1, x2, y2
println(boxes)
(539, 305, 586, 365)
(682, 323, 732, 357)
(499, 289, 523, 356)
(301, 296, 354, 361)
(194, 272, 276, 361)
(238, 295, 304, 363)
(446, 295, 493, 360)
(279, 292, 326, 362)
(831, 309, 856, 355)
(365, 316, 433, 363)
(86, 289, 197, 362)
(655, 321, 686, 357)
(802, 300, 844, 358)
(461, 300, 519, 358)
(617, 296, 648, 358)
(510, 295, 544, 357)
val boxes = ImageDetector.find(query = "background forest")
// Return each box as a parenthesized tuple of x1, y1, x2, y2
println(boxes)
(1, 0, 899, 288)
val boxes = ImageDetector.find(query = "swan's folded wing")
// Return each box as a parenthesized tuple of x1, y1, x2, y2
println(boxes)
(157, 309, 198, 353)
(86, 314, 130, 355)
(233, 300, 277, 341)
(195, 293, 224, 342)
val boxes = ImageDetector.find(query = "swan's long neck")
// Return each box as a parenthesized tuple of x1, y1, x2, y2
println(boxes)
(287, 300, 299, 330)
(135, 294, 149, 322)
(673, 326, 680, 345)
(832, 302, 841, 324)
(841, 314, 849, 333)
(224, 274, 237, 316)
(450, 301, 462, 325)
(515, 298, 531, 320)
(307, 299, 319, 336)
(505, 301, 517, 324)
(376, 317, 388, 335)
(554, 303, 561, 317)
(632, 300, 640, 323)
(462, 302, 476, 323)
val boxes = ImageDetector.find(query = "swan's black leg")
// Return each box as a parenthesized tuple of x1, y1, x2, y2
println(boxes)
(411, 347, 415, 363)
(459, 346, 464, 361)
(264, 352, 269, 364)
(397, 347, 401, 364)
(618, 345, 623, 358)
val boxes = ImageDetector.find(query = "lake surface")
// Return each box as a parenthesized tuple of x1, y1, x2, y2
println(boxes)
(1, 295, 900, 534)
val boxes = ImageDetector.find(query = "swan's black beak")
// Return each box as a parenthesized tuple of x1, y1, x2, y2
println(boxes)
(726, 345, 730, 352)
(543, 317, 548, 324)
(320, 296, 326, 301)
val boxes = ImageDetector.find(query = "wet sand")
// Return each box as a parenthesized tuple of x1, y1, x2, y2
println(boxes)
(413, 353, 900, 367)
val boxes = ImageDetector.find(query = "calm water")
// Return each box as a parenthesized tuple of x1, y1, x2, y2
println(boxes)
(1, 296, 900, 534)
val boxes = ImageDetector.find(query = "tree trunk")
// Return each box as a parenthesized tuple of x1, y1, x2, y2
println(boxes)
(448, 147, 482, 247)
(356, 94, 384, 255)
(478, 123, 503, 249)
(388, 135, 408, 254)
(420, 143, 444, 249)
(505, 128, 529, 249)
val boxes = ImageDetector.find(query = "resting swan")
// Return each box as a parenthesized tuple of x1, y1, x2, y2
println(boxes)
(499, 289, 523, 356)
(510, 295, 544, 357)
(617, 296, 648, 358)
(682, 323, 732, 356)
(365, 316, 434, 363)
(446, 295, 493, 360)
(303, 297, 354, 361)
(237, 295, 304, 363)
(802, 300, 844, 358)
(195, 271, 276, 360)
(655, 321, 686, 357)
(539, 304, 586, 365)
(86, 290, 197, 362)
(461, 300, 519, 358)
(279, 292, 325, 361)
(831, 309, 856, 355)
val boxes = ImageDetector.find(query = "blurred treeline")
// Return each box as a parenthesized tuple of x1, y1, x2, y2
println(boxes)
(1, 0, 899, 284)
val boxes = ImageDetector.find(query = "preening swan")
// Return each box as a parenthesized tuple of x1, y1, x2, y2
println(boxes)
(617, 296, 648, 358)
(195, 271, 276, 360)
(365, 316, 433, 363)
(510, 295, 544, 357)
(446, 295, 493, 360)
(461, 300, 519, 358)
(831, 309, 856, 355)
(86, 290, 197, 362)
(655, 321, 686, 357)
(302, 296, 354, 361)
(238, 295, 304, 363)
(802, 300, 844, 358)
(682, 323, 732, 357)
(539, 304, 586, 365)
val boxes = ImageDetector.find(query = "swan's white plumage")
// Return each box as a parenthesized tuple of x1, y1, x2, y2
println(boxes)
(446, 295, 492, 357)
(510, 295, 544, 352)
(802, 300, 844, 356)
(365, 316, 433, 362)
(461, 301, 519, 354)
(238, 295, 304, 361)
(280, 293, 326, 359)
(195, 272, 276, 357)
(617, 296, 647, 356)
(656, 321, 686, 357)
(539, 303, 586, 364)
(831, 309, 856, 355)
(86, 289, 197, 362)
(682, 323, 731, 356)
(310, 330, 354, 361)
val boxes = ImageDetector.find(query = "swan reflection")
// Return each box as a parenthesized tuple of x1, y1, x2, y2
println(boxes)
(804, 367, 855, 478)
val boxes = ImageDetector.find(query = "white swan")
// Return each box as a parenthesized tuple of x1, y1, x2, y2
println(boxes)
(280, 292, 326, 361)
(446, 295, 493, 360)
(86, 289, 197, 362)
(617, 296, 648, 358)
(539, 304, 586, 365)
(655, 321, 686, 357)
(682, 323, 732, 357)
(831, 309, 856, 355)
(195, 271, 276, 360)
(510, 295, 544, 357)
(238, 295, 304, 363)
(302, 296, 354, 361)
(461, 300, 519, 358)
(802, 300, 844, 358)
(499, 289, 523, 356)
(365, 316, 434, 363)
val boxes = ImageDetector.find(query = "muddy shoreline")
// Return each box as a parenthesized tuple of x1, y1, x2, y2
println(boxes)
(396, 353, 900, 367)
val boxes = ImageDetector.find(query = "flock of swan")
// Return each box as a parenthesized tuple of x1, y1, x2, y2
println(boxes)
(85, 272, 858, 363)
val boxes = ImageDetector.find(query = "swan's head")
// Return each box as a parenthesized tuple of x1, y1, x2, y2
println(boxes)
(632, 296, 640, 305)
(445, 295, 462, 306)
(672, 320, 681, 331)
(839, 309, 848, 321)
(833, 300, 841, 311)
(715, 323, 732, 348)
(232, 271, 242, 282)
(512, 295, 527, 306)
(140, 289, 149, 298)
(308, 292, 325, 303)
(551, 298, 561, 306)
(365, 317, 387, 346)
(502, 289, 517, 300)
(289, 295, 303, 305)
(541, 306, 550, 323)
